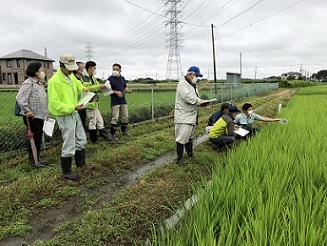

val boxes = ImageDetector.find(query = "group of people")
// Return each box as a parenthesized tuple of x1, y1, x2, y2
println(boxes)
(16, 52, 131, 180)
(174, 66, 281, 166)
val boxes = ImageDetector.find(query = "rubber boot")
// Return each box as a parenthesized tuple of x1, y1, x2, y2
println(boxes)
(89, 129, 98, 144)
(110, 126, 118, 140)
(185, 141, 194, 158)
(36, 150, 47, 168)
(75, 149, 94, 170)
(121, 124, 131, 136)
(61, 156, 80, 180)
(176, 142, 185, 166)
(99, 128, 112, 142)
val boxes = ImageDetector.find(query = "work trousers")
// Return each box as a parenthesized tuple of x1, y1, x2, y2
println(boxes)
(210, 135, 235, 148)
(87, 108, 105, 130)
(56, 113, 87, 157)
(23, 117, 44, 157)
(111, 104, 128, 126)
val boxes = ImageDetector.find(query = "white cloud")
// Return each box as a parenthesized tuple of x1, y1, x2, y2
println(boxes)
(0, 0, 325, 80)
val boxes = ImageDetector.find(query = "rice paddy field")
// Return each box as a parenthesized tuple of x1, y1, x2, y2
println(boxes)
(155, 86, 327, 245)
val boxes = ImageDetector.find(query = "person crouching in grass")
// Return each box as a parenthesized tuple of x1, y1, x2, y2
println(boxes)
(209, 106, 241, 151)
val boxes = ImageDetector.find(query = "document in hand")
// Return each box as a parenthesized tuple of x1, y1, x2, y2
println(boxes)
(102, 80, 113, 96)
(234, 127, 249, 137)
(77, 92, 95, 109)
(200, 98, 217, 104)
(43, 118, 56, 137)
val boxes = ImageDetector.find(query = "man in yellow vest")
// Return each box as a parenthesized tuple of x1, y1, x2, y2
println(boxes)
(82, 61, 111, 143)
(48, 53, 93, 180)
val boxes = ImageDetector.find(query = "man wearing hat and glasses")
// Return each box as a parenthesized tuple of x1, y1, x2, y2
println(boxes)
(48, 52, 92, 180)
(174, 66, 208, 166)
(209, 105, 241, 150)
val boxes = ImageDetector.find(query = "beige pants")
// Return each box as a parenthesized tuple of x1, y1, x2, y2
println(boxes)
(111, 104, 128, 125)
(87, 108, 105, 130)
(175, 123, 196, 144)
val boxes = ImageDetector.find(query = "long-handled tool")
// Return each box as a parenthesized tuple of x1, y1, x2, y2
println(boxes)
(26, 116, 39, 167)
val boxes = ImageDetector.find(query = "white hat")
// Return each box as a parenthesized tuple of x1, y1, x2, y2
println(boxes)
(59, 52, 78, 71)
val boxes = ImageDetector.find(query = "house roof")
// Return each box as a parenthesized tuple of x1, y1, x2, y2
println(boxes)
(281, 71, 301, 76)
(0, 49, 54, 62)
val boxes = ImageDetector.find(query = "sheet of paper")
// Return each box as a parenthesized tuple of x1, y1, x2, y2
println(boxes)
(43, 118, 56, 137)
(77, 92, 95, 109)
(234, 127, 249, 137)
(102, 80, 113, 96)
(200, 98, 217, 104)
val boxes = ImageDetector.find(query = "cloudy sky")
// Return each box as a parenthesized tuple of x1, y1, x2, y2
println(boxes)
(0, 0, 325, 80)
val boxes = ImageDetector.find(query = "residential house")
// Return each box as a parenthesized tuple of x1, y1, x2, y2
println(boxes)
(0, 49, 54, 86)
(281, 71, 301, 80)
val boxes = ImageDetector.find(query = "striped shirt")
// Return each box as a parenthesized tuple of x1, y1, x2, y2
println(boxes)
(16, 77, 48, 119)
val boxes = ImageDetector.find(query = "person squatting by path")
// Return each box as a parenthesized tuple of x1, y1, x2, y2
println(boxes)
(16, 62, 48, 169)
(209, 106, 241, 151)
(82, 61, 112, 143)
(234, 103, 281, 137)
(174, 66, 208, 166)
(48, 52, 94, 180)
(108, 63, 132, 140)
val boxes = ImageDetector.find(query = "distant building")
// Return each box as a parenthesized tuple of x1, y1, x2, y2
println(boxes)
(281, 71, 301, 80)
(0, 49, 54, 86)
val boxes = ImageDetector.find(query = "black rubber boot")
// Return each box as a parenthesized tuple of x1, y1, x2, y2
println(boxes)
(121, 125, 131, 136)
(61, 156, 80, 180)
(176, 142, 185, 166)
(36, 150, 47, 168)
(89, 129, 98, 144)
(75, 149, 94, 170)
(185, 141, 194, 158)
(99, 128, 112, 142)
(110, 126, 118, 140)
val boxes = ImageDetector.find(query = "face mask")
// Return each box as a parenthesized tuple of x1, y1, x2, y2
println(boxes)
(93, 70, 97, 76)
(82, 70, 88, 76)
(39, 71, 45, 79)
(248, 110, 253, 115)
(112, 70, 120, 77)
(191, 76, 198, 84)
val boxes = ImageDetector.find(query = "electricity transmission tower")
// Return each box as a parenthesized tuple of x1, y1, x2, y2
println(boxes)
(85, 42, 93, 61)
(164, 0, 183, 81)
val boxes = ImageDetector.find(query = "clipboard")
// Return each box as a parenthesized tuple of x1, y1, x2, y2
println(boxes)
(77, 92, 95, 109)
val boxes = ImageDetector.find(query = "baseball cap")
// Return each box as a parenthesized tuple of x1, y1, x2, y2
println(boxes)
(228, 105, 241, 113)
(59, 52, 78, 71)
(187, 66, 203, 77)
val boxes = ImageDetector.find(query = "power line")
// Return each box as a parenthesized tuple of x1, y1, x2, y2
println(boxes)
(220, 0, 305, 38)
(217, 0, 265, 29)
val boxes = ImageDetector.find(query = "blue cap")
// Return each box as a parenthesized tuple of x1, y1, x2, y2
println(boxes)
(228, 105, 241, 113)
(187, 66, 203, 77)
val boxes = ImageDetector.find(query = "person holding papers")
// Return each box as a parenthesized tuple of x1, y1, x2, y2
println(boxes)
(209, 106, 241, 151)
(48, 53, 92, 180)
(82, 61, 112, 143)
(234, 103, 280, 136)
(73, 62, 87, 129)
(16, 62, 48, 168)
(174, 66, 209, 166)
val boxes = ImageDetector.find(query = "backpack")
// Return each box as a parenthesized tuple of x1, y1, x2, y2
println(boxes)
(14, 100, 22, 116)
(14, 79, 34, 116)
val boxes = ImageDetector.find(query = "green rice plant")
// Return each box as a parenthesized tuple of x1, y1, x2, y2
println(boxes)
(155, 86, 327, 245)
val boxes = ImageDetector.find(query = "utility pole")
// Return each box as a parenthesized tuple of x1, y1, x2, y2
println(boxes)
(255, 66, 257, 80)
(211, 23, 217, 95)
(240, 52, 242, 78)
(164, 0, 183, 81)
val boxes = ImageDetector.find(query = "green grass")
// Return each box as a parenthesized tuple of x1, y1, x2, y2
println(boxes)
(154, 86, 327, 245)
(0, 90, 176, 122)
(0, 88, 294, 244)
